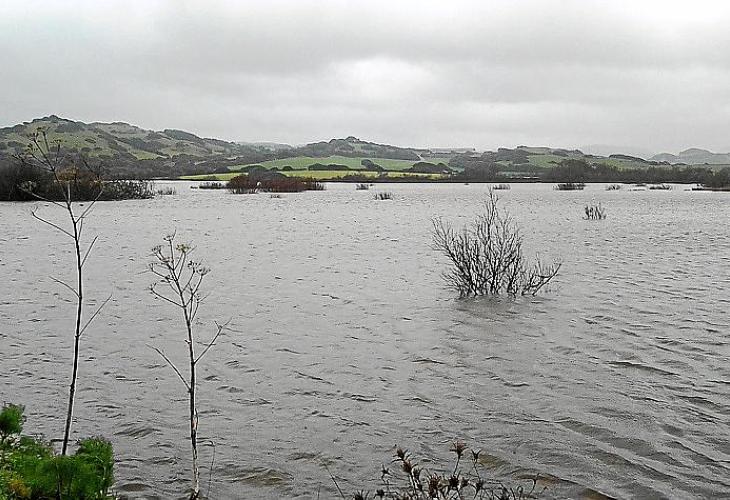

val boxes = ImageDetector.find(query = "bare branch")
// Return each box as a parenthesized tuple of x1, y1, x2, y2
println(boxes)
(31, 209, 74, 239)
(195, 321, 228, 364)
(149, 345, 191, 392)
(80, 235, 99, 268)
(48, 276, 79, 298)
(78, 294, 112, 337)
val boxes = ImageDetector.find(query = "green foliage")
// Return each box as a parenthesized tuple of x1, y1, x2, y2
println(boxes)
(0, 406, 114, 500)
(0, 406, 24, 443)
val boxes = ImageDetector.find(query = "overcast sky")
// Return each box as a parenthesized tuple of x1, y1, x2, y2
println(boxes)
(2, 0, 730, 154)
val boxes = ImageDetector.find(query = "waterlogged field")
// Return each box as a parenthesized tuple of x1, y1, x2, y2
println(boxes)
(2, 183, 729, 499)
(183, 170, 446, 181)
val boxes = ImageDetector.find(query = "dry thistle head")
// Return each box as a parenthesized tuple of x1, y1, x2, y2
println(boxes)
(450, 440, 467, 458)
(474, 478, 484, 493)
(401, 459, 413, 475)
(428, 476, 440, 497)
(380, 465, 390, 478)
(448, 474, 459, 491)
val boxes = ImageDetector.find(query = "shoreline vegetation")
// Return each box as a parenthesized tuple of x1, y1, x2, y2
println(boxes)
(1, 117, 730, 194)
(176, 160, 730, 190)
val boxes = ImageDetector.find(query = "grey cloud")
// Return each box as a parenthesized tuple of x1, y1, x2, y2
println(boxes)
(2, 0, 730, 152)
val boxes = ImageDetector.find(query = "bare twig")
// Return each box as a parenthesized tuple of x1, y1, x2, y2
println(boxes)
(149, 345, 191, 392)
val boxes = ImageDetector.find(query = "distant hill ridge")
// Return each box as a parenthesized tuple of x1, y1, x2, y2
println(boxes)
(0, 115, 251, 160)
(4, 115, 727, 180)
(650, 148, 730, 165)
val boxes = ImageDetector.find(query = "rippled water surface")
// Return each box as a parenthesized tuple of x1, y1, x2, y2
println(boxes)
(2, 183, 729, 499)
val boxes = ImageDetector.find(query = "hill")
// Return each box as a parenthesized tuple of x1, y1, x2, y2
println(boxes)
(650, 148, 730, 165)
(0, 115, 255, 160)
(0, 118, 436, 178)
(0, 116, 702, 181)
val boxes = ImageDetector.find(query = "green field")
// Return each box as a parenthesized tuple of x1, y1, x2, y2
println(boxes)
(524, 153, 653, 170)
(228, 155, 432, 171)
(182, 170, 446, 181)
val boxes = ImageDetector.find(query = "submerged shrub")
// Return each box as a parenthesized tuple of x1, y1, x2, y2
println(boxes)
(198, 181, 226, 190)
(584, 203, 606, 220)
(554, 182, 585, 191)
(432, 190, 560, 297)
(227, 174, 324, 193)
(155, 186, 177, 196)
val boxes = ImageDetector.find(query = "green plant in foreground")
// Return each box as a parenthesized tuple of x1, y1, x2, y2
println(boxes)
(0, 405, 24, 446)
(0, 404, 114, 500)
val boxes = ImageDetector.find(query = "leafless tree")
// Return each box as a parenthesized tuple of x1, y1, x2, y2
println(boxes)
(149, 234, 224, 500)
(432, 189, 560, 298)
(20, 130, 110, 456)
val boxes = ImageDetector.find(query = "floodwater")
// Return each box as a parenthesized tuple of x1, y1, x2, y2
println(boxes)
(1, 183, 729, 499)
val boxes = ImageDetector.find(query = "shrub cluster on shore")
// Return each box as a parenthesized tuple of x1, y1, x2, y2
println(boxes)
(0, 405, 114, 500)
(0, 157, 154, 202)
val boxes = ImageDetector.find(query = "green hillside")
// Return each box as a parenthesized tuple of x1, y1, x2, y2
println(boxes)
(0, 116, 685, 182)
(229, 155, 424, 171)
(0, 115, 250, 160)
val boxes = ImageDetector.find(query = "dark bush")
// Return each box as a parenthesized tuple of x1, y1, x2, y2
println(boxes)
(554, 182, 585, 190)
(0, 158, 154, 202)
(227, 174, 324, 193)
(361, 159, 385, 171)
(406, 162, 451, 174)
(308, 163, 351, 171)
